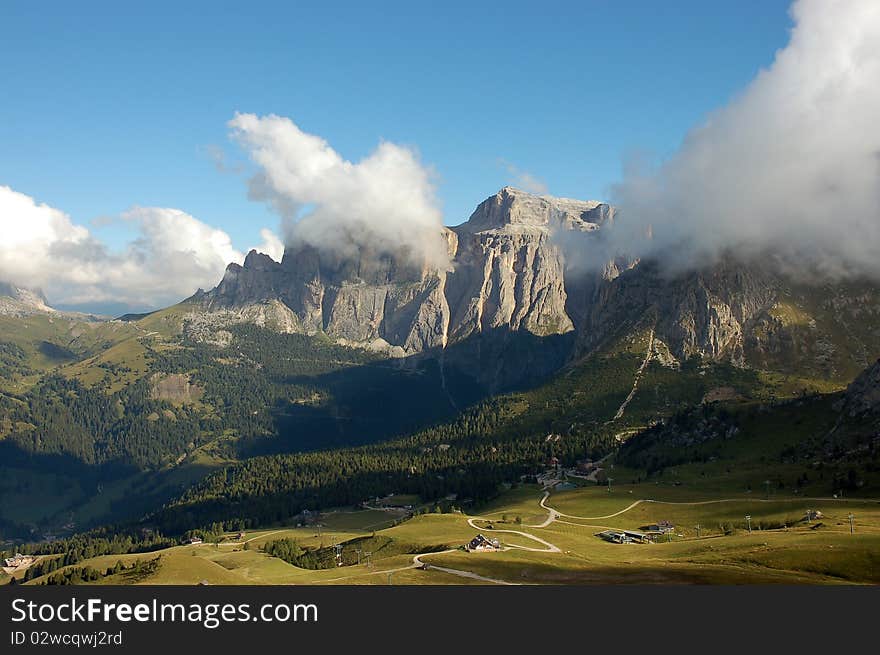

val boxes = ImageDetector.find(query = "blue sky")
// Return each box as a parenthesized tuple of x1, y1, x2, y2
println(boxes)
(1, 0, 794, 255)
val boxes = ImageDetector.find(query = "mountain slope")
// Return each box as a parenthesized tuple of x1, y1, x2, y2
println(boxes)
(3, 187, 880, 541)
(185, 186, 880, 390)
(573, 258, 880, 383)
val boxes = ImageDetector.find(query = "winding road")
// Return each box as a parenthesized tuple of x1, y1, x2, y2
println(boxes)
(282, 489, 870, 585)
(540, 494, 867, 522)
(466, 516, 560, 553)
(412, 551, 518, 585)
(318, 494, 563, 585)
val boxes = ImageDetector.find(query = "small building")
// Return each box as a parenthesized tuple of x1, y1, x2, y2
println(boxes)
(187, 537, 203, 545)
(641, 520, 675, 534)
(467, 534, 501, 552)
(3, 553, 34, 568)
(596, 530, 652, 545)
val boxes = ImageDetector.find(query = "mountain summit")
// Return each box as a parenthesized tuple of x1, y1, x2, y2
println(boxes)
(461, 186, 611, 232)
(193, 187, 607, 355)
(186, 186, 880, 385)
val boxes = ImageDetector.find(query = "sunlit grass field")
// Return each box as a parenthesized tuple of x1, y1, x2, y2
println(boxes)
(17, 481, 880, 586)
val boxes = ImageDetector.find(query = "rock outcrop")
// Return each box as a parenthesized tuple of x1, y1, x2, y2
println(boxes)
(574, 259, 781, 366)
(444, 188, 609, 341)
(0, 282, 55, 316)
(195, 187, 609, 355)
(573, 257, 880, 380)
(190, 186, 880, 384)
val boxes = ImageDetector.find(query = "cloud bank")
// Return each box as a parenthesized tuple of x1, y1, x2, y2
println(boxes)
(229, 113, 450, 270)
(0, 185, 278, 311)
(601, 0, 880, 280)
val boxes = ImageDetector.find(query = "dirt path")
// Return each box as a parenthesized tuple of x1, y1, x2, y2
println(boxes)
(216, 529, 289, 547)
(609, 329, 654, 422)
(466, 515, 561, 553)
(543, 495, 875, 522)
(529, 491, 559, 528)
(529, 512, 559, 529)
(319, 559, 423, 584)
(320, 550, 518, 585)
(551, 500, 647, 521)
(412, 552, 517, 585)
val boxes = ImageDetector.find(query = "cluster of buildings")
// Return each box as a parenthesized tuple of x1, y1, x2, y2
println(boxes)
(535, 456, 605, 490)
(466, 534, 501, 552)
(597, 521, 676, 545)
(3, 553, 35, 570)
(597, 529, 652, 544)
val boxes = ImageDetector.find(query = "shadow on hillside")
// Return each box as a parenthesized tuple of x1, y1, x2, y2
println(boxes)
(239, 328, 576, 458)
(0, 327, 577, 538)
(0, 443, 219, 540)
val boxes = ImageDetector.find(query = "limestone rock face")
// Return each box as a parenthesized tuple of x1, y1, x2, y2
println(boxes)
(196, 187, 605, 355)
(191, 186, 880, 383)
(575, 259, 781, 365)
(0, 281, 55, 316)
(444, 187, 608, 341)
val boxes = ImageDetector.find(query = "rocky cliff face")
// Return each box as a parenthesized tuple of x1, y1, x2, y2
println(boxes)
(444, 188, 609, 341)
(192, 186, 880, 383)
(574, 259, 781, 365)
(195, 187, 609, 356)
(0, 282, 54, 316)
(573, 257, 880, 380)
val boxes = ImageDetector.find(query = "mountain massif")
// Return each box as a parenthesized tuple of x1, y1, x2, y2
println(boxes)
(187, 186, 880, 384)
(2, 186, 879, 543)
(192, 187, 606, 357)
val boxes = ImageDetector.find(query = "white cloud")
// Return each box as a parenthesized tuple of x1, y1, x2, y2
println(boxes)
(122, 206, 243, 276)
(229, 112, 450, 271)
(500, 160, 548, 195)
(0, 185, 92, 286)
(254, 227, 284, 262)
(0, 185, 277, 310)
(604, 0, 880, 280)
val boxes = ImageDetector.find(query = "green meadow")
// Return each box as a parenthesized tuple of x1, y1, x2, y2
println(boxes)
(15, 482, 880, 586)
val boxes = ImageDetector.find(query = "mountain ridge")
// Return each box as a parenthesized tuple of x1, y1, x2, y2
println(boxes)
(182, 186, 880, 386)
(191, 186, 608, 356)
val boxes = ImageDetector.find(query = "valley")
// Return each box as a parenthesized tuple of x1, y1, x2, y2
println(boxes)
(2, 188, 879, 585)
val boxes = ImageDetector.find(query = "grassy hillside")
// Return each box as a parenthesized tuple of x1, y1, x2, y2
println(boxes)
(616, 392, 880, 497)
(11, 484, 880, 586)
(150, 323, 861, 536)
(3, 285, 879, 556)
(0, 314, 143, 393)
